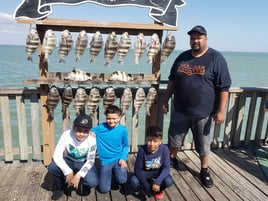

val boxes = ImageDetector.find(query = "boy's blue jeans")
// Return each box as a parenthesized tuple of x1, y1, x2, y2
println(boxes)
(130, 170, 173, 196)
(48, 157, 99, 190)
(98, 160, 128, 194)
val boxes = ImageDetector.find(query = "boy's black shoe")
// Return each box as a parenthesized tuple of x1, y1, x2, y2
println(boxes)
(51, 190, 63, 200)
(170, 157, 179, 169)
(200, 168, 214, 188)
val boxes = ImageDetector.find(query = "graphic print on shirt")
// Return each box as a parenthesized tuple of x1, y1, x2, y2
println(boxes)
(145, 156, 161, 170)
(68, 144, 89, 160)
(177, 63, 205, 76)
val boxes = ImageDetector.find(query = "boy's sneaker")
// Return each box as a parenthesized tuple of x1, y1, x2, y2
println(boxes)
(51, 190, 63, 200)
(200, 168, 214, 188)
(170, 157, 179, 169)
(154, 191, 164, 200)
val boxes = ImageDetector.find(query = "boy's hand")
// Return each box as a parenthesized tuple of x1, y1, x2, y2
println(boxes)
(71, 174, 81, 189)
(65, 172, 74, 186)
(152, 183, 160, 192)
(119, 159, 127, 168)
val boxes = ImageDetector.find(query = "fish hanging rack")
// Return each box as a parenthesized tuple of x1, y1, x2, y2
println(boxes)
(18, 18, 177, 86)
(16, 17, 178, 165)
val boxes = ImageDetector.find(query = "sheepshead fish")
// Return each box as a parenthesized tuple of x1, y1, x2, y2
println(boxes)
(147, 33, 161, 64)
(134, 88, 146, 115)
(26, 28, 40, 62)
(46, 86, 60, 120)
(90, 31, 103, 63)
(109, 71, 133, 82)
(61, 85, 73, 117)
(58, 29, 73, 63)
(145, 87, 157, 116)
(73, 87, 88, 115)
(117, 32, 131, 64)
(104, 32, 118, 66)
(103, 87, 117, 110)
(64, 68, 92, 81)
(42, 29, 56, 62)
(134, 33, 147, 65)
(161, 33, 176, 63)
(87, 87, 101, 116)
(120, 88, 133, 115)
(75, 30, 88, 62)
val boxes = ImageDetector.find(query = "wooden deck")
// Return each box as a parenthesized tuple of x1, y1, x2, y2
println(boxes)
(1, 147, 267, 201)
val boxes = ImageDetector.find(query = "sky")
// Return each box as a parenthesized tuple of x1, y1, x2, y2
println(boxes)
(0, 0, 268, 52)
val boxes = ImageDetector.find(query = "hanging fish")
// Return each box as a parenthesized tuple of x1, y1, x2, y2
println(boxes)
(26, 28, 40, 62)
(120, 88, 133, 116)
(161, 33, 176, 63)
(145, 87, 157, 116)
(134, 88, 146, 115)
(75, 30, 88, 62)
(87, 87, 101, 116)
(42, 29, 56, 62)
(147, 33, 161, 64)
(46, 85, 60, 120)
(89, 31, 103, 63)
(134, 33, 147, 65)
(64, 68, 92, 81)
(73, 87, 88, 115)
(103, 87, 117, 111)
(108, 71, 133, 82)
(58, 29, 73, 63)
(104, 32, 118, 66)
(61, 85, 73, 118)
(117, 32, 131, 64)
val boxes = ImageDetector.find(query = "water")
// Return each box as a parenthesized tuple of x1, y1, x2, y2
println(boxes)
(1, 44, 268, 148)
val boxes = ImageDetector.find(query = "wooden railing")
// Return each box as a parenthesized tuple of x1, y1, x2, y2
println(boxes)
(0, 86, 268, 163)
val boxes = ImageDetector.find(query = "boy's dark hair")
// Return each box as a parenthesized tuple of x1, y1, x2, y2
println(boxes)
(105, 105, 122, 116)
(146, 126, 163, 139)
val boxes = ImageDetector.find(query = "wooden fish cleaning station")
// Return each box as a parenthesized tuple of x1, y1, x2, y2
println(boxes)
(0, 17, 267, 200)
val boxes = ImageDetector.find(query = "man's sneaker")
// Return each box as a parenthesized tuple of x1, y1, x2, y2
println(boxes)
(200, 168, 214, 188)
(154, 191, 164, 200)
(170, 157, 179, 169)
(51, 190, 63, 200)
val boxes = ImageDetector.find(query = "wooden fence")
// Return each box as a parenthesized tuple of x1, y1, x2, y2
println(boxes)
(0, 86, 268, 163)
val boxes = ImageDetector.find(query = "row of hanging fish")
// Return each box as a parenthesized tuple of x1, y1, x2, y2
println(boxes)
(45, 85, 157, 120)
(26, 28, 176, 64)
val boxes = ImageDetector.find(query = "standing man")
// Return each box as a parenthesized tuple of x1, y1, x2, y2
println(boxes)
(162, 25, 231, 188)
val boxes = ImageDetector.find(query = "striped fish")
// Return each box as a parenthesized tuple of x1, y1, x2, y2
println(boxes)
(117, 32, 131, 64)
(90, 31, 103, 63)
(104, 32, 118, 66)
(75, 30, 88, 62)
(46, 86, 60, 120)
(145, 87, 157, 116)
(42, 29, 56, 62)
(103, 87, 117, 111)
(26, 28, 40, 62)
(61, 85, 73, 118)
(147, 33, 161, 64)
(87, 87, 101, 116)
(161, 33, 176, 63)
(120, 87, 133, 116)
(134, 87, 146, 115)
(73, 87, 88, 115)
(58, 29, 73, 63)
(134, 33, 147, 65)
(64, 68, 92, 81)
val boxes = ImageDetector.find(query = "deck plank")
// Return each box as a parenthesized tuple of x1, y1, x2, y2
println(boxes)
(0, 149, 267, 200)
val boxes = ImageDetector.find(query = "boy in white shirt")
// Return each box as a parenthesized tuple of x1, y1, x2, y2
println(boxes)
(48, 114, 98, 200)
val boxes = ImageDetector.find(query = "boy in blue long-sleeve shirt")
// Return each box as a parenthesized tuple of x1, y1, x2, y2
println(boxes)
(130, 126, 173, 199)
(91, 105, 129, 194)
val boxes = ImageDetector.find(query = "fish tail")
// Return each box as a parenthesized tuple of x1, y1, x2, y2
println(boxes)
(59, 58, 65, 63)
(27, 56, 33, 62)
